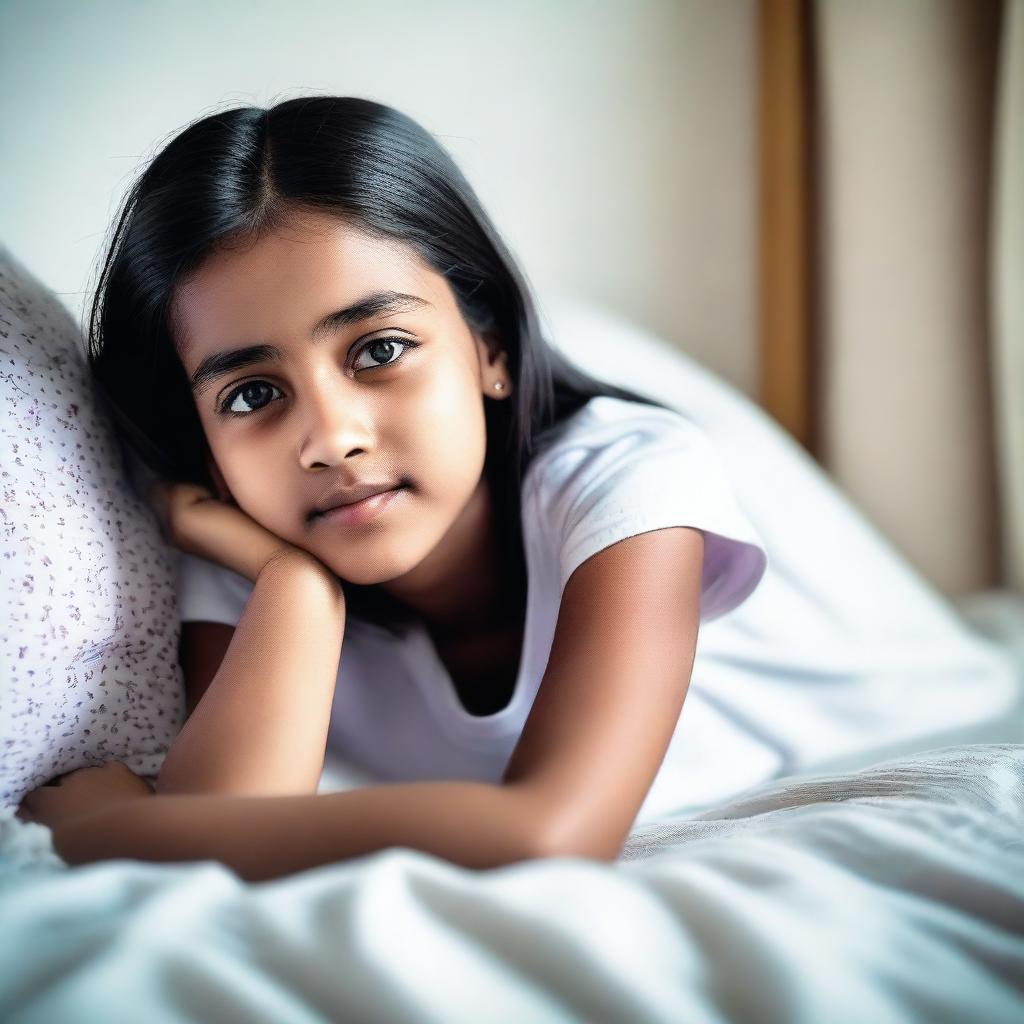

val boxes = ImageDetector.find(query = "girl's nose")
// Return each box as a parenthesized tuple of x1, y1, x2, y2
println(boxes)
(297, 375, 375, 470)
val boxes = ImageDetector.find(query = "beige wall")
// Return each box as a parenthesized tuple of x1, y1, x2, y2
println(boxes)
(0, 0, 760, 399)
(815, 0, 1002, 596)
(0, 0, 1001, 597)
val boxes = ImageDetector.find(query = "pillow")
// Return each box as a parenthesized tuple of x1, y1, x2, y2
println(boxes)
(0, 245, 184, 810)
(538, 296, 1022, 774)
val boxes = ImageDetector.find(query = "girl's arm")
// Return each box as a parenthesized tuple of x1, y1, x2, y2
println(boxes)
(156, 549, 347, 798)
(48, 527, 703, 880)
(50, 780, 560, 881)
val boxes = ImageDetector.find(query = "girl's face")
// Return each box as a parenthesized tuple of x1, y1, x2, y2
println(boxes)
(170, 209, 511, 590)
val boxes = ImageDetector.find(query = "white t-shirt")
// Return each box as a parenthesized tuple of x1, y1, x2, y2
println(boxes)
(175, 396, 770, 825)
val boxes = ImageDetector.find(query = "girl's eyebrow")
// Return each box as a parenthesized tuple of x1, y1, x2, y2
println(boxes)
(189, 290, 432, 396)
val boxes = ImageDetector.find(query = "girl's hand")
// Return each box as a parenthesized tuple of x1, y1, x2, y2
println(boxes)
(15, 762, 156, 832)
(147, 478, 303, 584)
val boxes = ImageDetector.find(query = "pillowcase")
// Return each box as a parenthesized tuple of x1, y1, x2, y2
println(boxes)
(0, 244, 184, 810)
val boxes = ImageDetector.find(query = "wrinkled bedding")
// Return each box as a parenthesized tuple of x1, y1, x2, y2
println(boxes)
(2, 744, 1022, 1023)
(5, 246, 1024, 1022)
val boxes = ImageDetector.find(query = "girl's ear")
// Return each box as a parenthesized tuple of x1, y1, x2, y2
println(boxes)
(205, 455, 236, 506)
(476, 330, 504, 365)
(475, 332, 512, 392)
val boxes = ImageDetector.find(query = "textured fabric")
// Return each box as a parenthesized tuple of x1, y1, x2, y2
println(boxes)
(177, 396, 769, 826)
(2, 744, 1022, 1023)
(0, 246, 184, 809)
(619, 741, 1024, 859)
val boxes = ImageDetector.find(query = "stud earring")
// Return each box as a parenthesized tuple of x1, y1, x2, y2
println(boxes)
(494, 381, 505, 391)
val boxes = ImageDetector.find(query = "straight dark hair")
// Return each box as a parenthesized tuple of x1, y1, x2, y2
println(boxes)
(86, 95, 676, 633)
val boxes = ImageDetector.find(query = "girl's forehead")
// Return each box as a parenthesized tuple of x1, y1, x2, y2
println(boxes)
(171, 216, 449, 359)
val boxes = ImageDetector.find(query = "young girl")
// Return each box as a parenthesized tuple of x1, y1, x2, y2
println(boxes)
(19, 96, 767, 881)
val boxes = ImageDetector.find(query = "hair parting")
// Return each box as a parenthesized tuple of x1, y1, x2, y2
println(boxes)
(86, 95, 676, 633)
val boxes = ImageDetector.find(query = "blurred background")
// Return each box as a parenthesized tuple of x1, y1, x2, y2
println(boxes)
(0, 0, 1020, 602)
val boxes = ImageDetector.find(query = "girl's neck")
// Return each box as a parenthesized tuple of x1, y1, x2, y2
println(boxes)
(380, 474, 522, 639)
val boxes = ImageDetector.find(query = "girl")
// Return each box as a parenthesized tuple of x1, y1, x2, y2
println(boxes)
(18, 96, 767, 881)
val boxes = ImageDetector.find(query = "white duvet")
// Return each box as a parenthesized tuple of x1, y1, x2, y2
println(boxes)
(2, 743, 1022, 1024)
(3, 289, 1023, 1020)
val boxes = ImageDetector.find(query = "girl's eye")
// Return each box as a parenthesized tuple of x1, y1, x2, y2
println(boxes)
(219, 380, 282, 417)
(351, 337, 416, 373)
(217, 336, 417, 417)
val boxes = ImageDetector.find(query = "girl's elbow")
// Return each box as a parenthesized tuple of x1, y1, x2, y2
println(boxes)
(528, 817, 623, 864)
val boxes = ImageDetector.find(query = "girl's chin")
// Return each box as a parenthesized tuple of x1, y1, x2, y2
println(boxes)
(312, 551, 417, 589)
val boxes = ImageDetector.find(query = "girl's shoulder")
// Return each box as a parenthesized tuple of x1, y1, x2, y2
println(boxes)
(525, 394, 768, 621)
(525, 395, 708, 490)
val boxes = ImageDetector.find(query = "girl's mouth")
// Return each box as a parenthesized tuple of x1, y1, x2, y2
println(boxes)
(312, 484, 410, 527)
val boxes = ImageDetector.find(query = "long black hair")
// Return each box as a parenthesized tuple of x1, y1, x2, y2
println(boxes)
(86, 95, 676, 633)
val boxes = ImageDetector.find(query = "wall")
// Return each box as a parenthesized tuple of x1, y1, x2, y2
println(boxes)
(0, 0, 759, 396)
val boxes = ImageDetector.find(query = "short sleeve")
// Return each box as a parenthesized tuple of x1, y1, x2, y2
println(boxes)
(540, 406, 769, 622)
(175, 551, 255, 627)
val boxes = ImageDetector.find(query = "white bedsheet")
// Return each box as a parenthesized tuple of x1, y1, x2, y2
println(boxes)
(2, 743, 1022, 1023)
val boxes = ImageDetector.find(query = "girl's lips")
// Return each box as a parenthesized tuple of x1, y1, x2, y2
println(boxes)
(313, 485, 408, 527)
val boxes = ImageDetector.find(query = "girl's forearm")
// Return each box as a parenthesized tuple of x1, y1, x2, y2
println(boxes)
(157, 551, 346, 798)
(52, 781, 568, 882)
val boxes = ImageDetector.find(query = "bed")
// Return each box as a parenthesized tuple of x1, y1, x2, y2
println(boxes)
(3, 13, 1024, 1002)
(3, 222, 1024, 1021)
(1, 739, 1022, 1023)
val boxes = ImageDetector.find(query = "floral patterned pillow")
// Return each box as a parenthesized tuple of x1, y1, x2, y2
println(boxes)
(0, 245, 184, 809)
